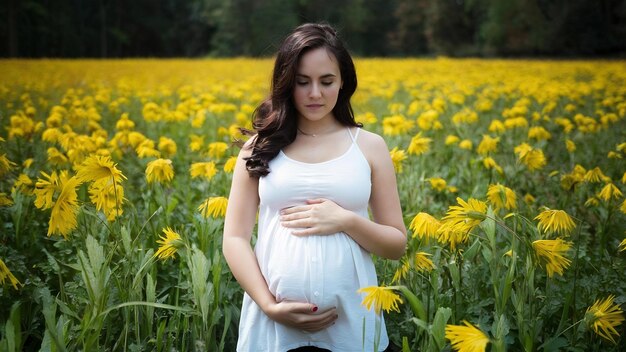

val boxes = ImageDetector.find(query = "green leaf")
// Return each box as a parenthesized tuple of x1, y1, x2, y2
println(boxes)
(431, 307, 452, 350)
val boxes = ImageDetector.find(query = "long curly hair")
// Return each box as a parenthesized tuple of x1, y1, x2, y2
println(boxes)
(244, 23, 361, 177)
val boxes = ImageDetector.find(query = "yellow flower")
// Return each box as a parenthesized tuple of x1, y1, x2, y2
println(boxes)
(414, 252, 436, 272)
(46, 147, 69, 166)
(158, 136, 177, 158)
(482, 157, 503, 174)
(597, 183, 623, 202)
(619, 238, 626, 252)
(409, 212, 441, 239)
(146, 159, 174, 184)
(0, 193, 13, 207)
(524, 193, 535, 205)
(445, 135, 460, 145)
(190, 161, 217, 180)
(189, 134, 204, 152)
(534, 209, 576, 236)
(75, 155, 126, 185)
(0, 258, 21, 290)
(389, 147, 407, 173)
(459, 139, 473, 150)
(115, 112, 135, 131)
(476, 135, 499, 155)
(488, 120, 505, 133)
(407, 132, 432, 155)
(585, 167, 609, 183)
(585, 197, 599, 207)
(0, 154, 17, 177)
(437, 225, 470, 251)
(153, 227, 183, 260)
(515, 144, 546, 171)
(89, 182, 124, 221)
(445, 320, 490, 352)
(429, 177, 447, 192)
(198, 196, 228, 218)
(207, 142, 229, 159)
(532, 239, 572, 277)
(357, 286, 402, 315)
(565, 139, 576, 152)
(391, 259, 410, 284)
(621, 199, 626, 214)
(382, 115, 414, 136)
(224, 156, 237, 173)
(440, 197, 488, 234)
(528, 126, 551, 141)
(584, 295, 625, 344)
(48, 176, 81, 238)
(486, 184, 517, 211)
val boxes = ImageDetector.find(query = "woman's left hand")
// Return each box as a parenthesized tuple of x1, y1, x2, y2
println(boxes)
(280, 198, 350, 236)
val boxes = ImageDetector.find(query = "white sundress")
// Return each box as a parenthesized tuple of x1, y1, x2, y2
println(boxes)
(237, 127, 389, 352)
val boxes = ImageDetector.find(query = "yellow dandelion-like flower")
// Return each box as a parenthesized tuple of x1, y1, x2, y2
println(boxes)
(476, 135, 499, 155)
(585, 197, 599, 207)
(486, 184, 517, 211)
(0, 193, 13, 207)
(115, 112, 135, 131)
(482, 157, 503, 174)
(440, 197, 488, 234)
(224, 156, 237, 173)
(34, 171, 63, 210)
(445, 135, 460, 145)
(75, 155, 126, 185)
(389, 147, 407, 173)
(584, 295, 625, 344)
(565, 139, 576, 152)
(48, 176, 81, 238)
(524, 193, 535, 205)
(357, 286, 403, 315)
(458, 139, 473, 150)
(528, 126, 552, 141)
(414, 252, 436, 272)
(382, 115, 414, 136)
(621, 199, 626, 214)
(437, 223, 470, 251)
(534, 209, 576, 236)
(0, 258, 21, 290)
(407, 132, 432, 155)
(46, 147, 69, 166)
(597, 183, 623, 202)
(146, 158, 174, 184)
(0, 154, 17, 177)
(207, 142, 229, 159)
(391, 259, 410, 284)
(622, 172, 626, 184)
(158, 136, 177, 158)
(585, 167, 609, 183)
(23, 158, 34, 169)
(198, 196, 228, 218)
(89, 182, 124, 221)
(409, 212, 441, 239)
(189, 134, 204, 152)
(445, 320, 490, 352)
(519, 148, 546, 171)
(190, 161, 217, 180)
(532, 239, 572, 277)
(429, 177, 447, 192)
(153, 227, 183, 261)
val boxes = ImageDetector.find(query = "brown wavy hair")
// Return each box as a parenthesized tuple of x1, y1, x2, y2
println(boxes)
(244, 23, 361, 177)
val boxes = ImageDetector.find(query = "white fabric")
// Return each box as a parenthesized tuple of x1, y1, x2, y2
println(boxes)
(237, 128, 389, 351)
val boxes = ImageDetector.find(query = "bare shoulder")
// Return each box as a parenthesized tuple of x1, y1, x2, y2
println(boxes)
(355, 128, 390, 165)
(238, 134, 257, 159)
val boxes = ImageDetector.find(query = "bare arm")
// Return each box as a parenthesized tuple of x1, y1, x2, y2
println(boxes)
(280, 131, 407, 259)
(222, 140, 337, 331)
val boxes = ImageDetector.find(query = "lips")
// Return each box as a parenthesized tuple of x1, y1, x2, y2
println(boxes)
(306, 104, 324, 109)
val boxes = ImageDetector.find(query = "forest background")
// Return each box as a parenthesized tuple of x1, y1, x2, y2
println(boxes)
(2, 0, 626, 58)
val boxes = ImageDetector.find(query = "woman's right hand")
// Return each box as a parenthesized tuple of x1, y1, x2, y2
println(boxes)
(264, 301, 338, 332)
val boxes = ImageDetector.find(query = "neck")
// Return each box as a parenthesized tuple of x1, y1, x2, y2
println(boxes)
(297, 117, 341, 137)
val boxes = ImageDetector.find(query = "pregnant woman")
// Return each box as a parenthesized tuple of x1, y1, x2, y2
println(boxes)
(223, 23, 407, 351)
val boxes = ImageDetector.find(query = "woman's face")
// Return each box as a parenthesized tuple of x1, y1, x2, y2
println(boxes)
(293, 47, 342, 124)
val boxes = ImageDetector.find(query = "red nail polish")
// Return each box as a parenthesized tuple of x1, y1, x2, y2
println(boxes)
(312, 306, 318, 312)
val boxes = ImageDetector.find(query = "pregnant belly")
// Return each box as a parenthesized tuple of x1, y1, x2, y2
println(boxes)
(264, 230, 358, 309)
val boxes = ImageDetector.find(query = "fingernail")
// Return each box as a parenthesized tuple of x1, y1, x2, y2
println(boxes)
(312, 306, 318, 312)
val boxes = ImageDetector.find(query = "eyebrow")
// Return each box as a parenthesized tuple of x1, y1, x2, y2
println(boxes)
(296, 73, 337, 79)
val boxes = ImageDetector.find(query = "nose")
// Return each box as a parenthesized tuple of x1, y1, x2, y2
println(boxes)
(309, 82, 321, 98)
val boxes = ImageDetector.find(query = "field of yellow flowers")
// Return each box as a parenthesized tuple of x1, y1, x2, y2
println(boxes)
(0, 58, 625, 351)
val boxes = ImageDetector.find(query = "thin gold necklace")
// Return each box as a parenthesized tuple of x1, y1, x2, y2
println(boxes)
(297, 127, 318, 137)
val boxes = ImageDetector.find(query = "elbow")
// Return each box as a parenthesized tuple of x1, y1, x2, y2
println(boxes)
(386, 232, 408, 260)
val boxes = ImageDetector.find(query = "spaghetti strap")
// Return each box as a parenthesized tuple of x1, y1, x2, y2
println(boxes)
(347, 127, 360, 143)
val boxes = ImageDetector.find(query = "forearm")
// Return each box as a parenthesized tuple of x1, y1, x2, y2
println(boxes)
(343, 211, 406, 260)
(222, 236, 276, 312)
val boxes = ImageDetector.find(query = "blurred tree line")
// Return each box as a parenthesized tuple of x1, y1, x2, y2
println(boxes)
(2, 0, 625, 57)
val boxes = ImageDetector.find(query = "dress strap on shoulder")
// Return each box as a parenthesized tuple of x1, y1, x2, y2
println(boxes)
(347, 127, 360, 143)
